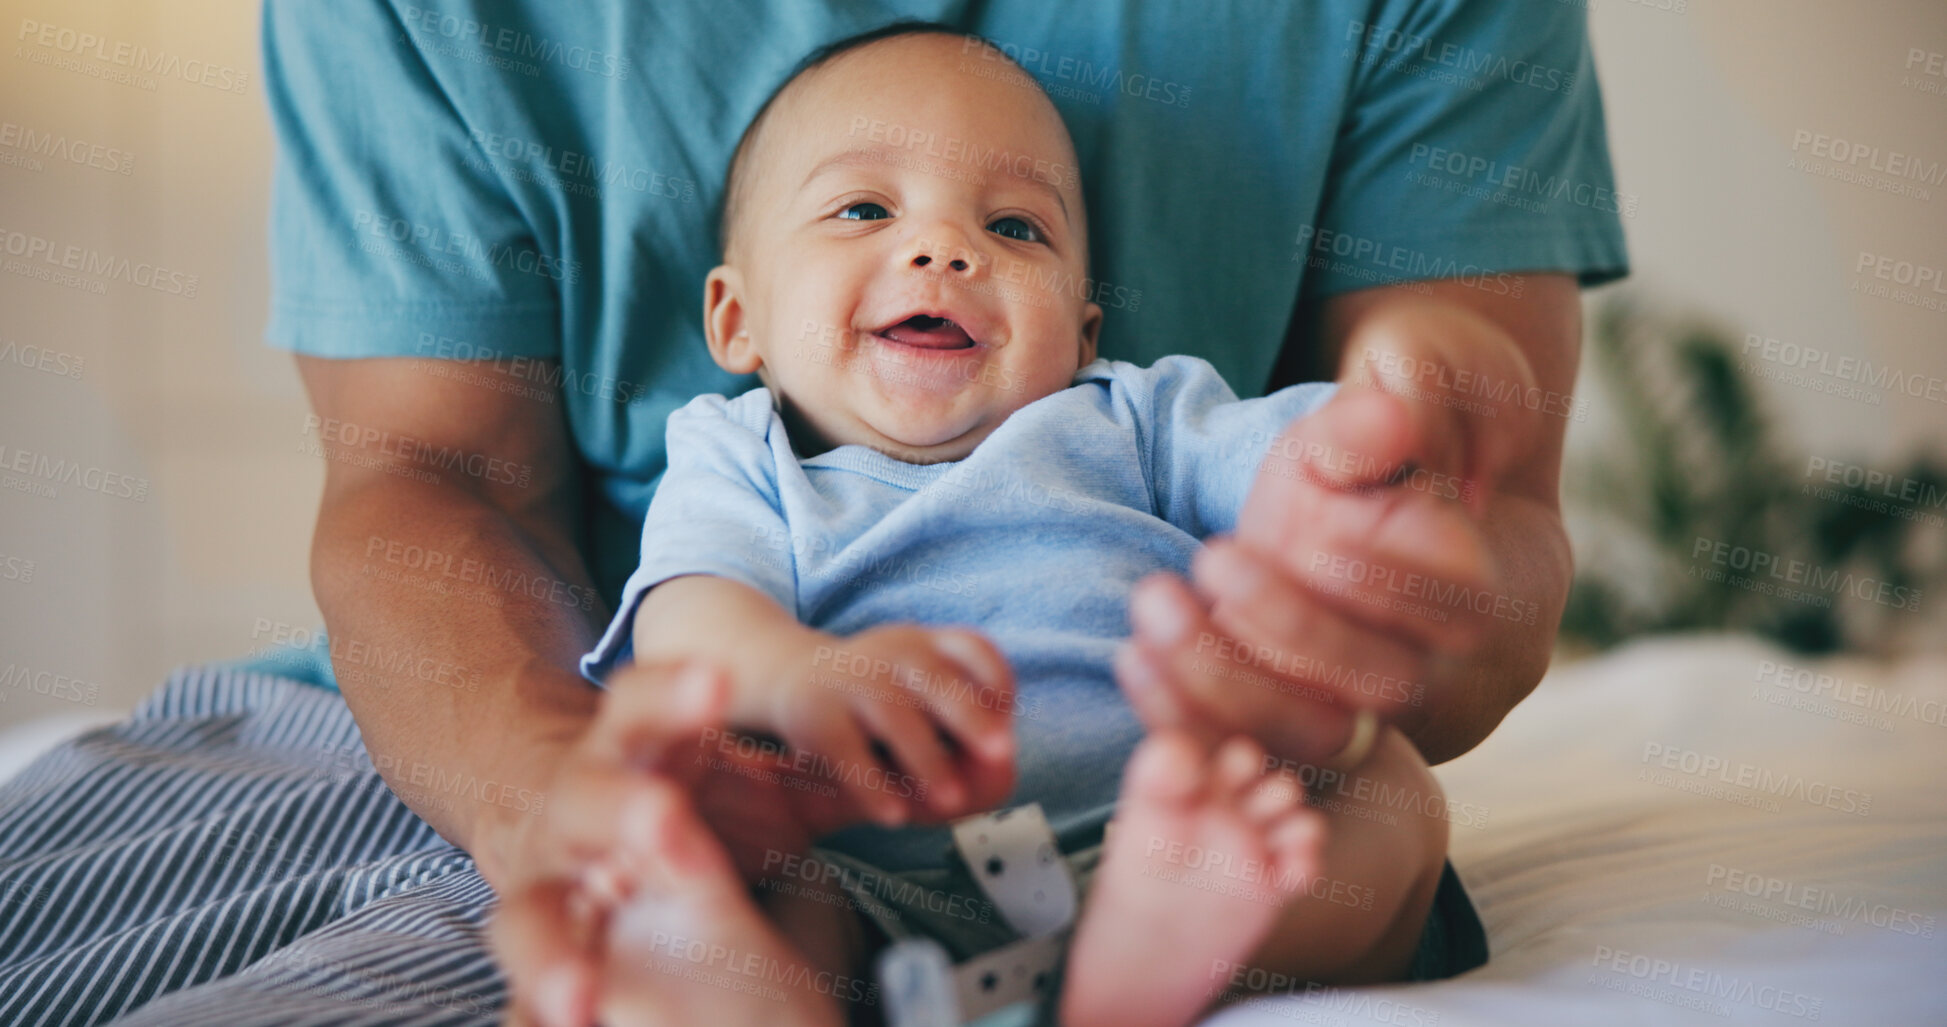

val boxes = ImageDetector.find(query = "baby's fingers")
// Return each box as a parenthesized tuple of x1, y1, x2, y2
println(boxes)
(929, 628, 1015, 699)
(924, 629, 1018, 760)
(776, 707, 907, 828)
(851, 697, 964, 817)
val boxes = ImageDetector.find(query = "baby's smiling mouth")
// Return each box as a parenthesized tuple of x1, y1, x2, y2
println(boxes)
(874, 314, 978, 351)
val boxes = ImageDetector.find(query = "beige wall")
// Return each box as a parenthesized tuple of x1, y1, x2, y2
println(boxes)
(1586, 0, 1947, 457)
(2, 0, 1943, 728)
(3, 0, 320, 728)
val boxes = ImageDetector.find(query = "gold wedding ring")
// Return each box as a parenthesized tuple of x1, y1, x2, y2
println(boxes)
(1320, 709, 1380, 770)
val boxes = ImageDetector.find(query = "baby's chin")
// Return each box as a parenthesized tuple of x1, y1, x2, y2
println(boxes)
(858, 407, 993, 463)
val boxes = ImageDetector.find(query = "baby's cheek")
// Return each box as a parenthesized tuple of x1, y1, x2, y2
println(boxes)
(1014, 356, 1079, 401)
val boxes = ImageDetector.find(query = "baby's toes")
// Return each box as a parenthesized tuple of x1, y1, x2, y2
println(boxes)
(1123, 729, 1208, 811)
(1211, 735, 1268, 798)
(1239, 770, 1306, 825)
(1264, 806, 1327, 892)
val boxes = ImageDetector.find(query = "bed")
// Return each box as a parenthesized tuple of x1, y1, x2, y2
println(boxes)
(1210, 632, 1947, 1026)
(1, 633, 1941, 1025)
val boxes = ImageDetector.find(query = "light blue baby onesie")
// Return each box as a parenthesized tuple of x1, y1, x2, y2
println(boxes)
(582, 355, 1335, 870)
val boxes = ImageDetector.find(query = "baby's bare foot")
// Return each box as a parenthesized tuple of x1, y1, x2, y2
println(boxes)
(597, 777, 847, 1027)
(1061, 732, 1324, 1027)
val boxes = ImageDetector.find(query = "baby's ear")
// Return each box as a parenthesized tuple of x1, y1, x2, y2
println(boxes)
(1077, 300, 1103, 367)
(704, 265, 762, 374)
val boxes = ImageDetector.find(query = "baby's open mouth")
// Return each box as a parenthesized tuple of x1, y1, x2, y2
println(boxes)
(875, 314, 978, 351)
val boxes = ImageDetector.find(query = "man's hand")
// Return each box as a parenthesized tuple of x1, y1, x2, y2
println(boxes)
(1117, 277, 1582, 766)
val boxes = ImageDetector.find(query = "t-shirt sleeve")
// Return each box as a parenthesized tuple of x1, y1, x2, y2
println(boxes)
(579, 393, 798, 684)
(1117, 357, 1337, 539)
(1300, 0, 1630, 299)
(260, 0, 565, 359)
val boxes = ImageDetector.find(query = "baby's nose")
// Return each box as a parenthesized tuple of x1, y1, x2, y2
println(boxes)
(912, 251, 971, 272)
(907, 234, 982, 274)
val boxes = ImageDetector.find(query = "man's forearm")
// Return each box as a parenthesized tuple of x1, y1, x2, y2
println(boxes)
(310, 471, 604, 866)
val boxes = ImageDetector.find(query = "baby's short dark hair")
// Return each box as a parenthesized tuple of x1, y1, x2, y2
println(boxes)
(715, 20, 1029, 258)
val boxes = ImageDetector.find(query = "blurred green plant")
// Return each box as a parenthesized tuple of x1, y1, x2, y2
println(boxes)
(1560, 297, 1945, 654)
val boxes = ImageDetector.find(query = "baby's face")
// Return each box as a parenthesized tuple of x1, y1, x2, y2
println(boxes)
(705, 34, 1101, 464)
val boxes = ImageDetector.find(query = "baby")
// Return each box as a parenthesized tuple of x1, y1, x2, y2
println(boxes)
(580, 23, 1464, 1027)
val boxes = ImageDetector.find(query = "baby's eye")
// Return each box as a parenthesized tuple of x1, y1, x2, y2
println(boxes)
(837, 201, 891, 221)
(987, 216, 1041, 243)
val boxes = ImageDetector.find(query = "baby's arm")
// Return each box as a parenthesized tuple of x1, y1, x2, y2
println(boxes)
(632, 574, 1017, 825)
(632, 573, 827, 724)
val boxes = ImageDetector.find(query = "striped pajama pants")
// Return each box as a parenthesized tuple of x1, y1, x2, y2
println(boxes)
(0, 662, 505, 1026)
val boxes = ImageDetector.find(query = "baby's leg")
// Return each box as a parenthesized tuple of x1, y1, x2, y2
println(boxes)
(1217, 726, 1449, 997)
(1061, 727, 1448, 1027)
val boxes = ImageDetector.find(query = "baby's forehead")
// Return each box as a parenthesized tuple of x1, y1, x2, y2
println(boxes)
(782, 32, 1008, 115)
(760, 34, 1077, 177)
(721, 30, 1089, 256)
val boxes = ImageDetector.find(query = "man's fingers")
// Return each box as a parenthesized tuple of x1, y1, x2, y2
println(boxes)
(1128, 579, 1361, 759)
(1346, 353, 1470, 483)
(1340, 296, 1545, 489)
(492, 880, 600, 1027)
(1357, 491, 1498, 598)
(1198, 581, 1434, 722)
(1311, 387, 1420, 487)
(1129, 562, 1438, 726)
(1242, 397, 1478, 565)
(1125, 573, 1319, 737)
(1112, 639, 1199, 735)
(1121, 573, 1245, 733)
(1265, 386, 1423, 491)
(1124, 572, 1206, 650)
(1197, 528, 1490, 657)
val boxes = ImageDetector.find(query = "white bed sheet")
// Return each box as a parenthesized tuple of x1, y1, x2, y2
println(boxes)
(1204, 633, 1947, 1027)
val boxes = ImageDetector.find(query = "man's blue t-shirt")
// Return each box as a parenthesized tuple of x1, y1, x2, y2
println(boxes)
(580, 356, 1336, 869)
(262, 0, 1629, 608)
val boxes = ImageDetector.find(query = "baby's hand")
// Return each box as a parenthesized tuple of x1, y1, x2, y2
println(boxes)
(758, 624, 1017, 827)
